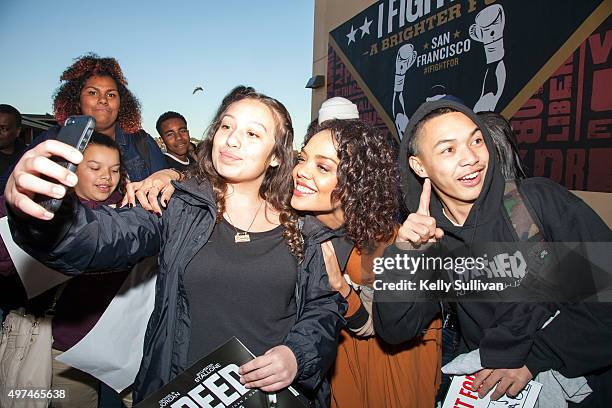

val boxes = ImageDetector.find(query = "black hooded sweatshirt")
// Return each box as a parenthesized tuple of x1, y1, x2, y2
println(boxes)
(374, 100, 612, 375)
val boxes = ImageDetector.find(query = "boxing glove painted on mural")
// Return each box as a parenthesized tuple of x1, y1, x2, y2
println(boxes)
(393, 43, 417, 139)
(470, 4, 507, 112)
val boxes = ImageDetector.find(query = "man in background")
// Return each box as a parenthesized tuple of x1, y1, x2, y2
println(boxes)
(0, 104, 26, 180)
(156, 111, 193, 171)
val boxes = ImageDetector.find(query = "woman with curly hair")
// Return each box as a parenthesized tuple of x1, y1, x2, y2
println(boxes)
(5, 86, 345, 407)
(0, 53, 167, 189)
(291, 117, 442, 408)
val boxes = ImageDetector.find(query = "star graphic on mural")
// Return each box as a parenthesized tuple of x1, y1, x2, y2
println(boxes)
(346, 25, 357, 44)
(359, 17, 372, 38)
(453, 30, 461, 39)
(423, 42, 429, 49)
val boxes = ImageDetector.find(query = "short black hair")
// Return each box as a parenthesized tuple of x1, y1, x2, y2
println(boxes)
(409, 107, 457, 156)
(0, 104, 22, 127)
(156, 111, 187, 136)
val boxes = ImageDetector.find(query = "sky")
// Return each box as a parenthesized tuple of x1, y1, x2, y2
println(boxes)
(0, 0, 315, 148)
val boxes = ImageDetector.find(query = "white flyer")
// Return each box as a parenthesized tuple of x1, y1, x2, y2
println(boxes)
(0, 216, 70, 298)
(442, 374, 542, 408)
(55, 256, 158, 393)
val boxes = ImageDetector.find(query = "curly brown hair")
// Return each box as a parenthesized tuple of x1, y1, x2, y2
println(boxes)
(187, 86, 303, 261)
(52, 53, 142, 133)
(304, 119, 399, 251)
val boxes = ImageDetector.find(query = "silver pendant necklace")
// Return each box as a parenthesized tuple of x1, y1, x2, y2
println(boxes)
(225, 200, 265, 243)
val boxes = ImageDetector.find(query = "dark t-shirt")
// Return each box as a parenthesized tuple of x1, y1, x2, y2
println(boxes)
(184, 218, 298, 365)
(0, 138, 26, 180)
(0, 152, 13, 176)
(164, 153, 192, 172)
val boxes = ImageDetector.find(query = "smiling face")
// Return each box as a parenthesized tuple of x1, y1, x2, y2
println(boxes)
(79, 75, 120, 136)
(160, 117, 190, 159)
(409, 111, 489, 211)
(291, 130, 344, 226)
(211, 98, 279, 184)
(74, 144, 121, 202)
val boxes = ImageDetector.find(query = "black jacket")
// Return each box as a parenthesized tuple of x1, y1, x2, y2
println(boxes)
(375, 100, 554, 367)
(374, 100, 611, 376)
(9, 178, 346, 406)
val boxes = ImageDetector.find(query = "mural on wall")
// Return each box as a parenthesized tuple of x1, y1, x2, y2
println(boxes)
(326, 45, 391, 139)
(512, 18, 611, 192)
(326, 0, 611, 192)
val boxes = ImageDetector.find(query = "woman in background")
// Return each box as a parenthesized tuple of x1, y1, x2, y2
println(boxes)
(478, 111, 526, 180)
(0, 53, 167, 190)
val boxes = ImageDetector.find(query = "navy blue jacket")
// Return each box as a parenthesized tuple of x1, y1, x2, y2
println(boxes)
(9, 178, 346, 406)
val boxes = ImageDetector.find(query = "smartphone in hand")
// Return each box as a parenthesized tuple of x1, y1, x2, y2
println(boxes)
(37, 115, 96, 212)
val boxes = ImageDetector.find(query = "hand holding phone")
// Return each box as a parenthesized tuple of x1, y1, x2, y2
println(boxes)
(4, 116, 94, 220)
(36, 116, 96, 212)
